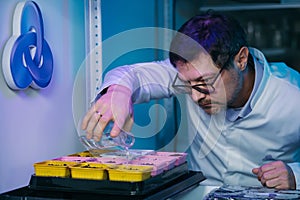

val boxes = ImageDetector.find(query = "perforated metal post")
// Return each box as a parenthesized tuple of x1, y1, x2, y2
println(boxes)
(85, 0, 102, 108)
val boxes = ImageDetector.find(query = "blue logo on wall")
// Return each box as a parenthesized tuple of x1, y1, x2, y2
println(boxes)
(2, 1, 53, 90)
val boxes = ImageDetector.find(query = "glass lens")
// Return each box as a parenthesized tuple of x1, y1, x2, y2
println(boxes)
(193, 85, 214, 94)
(173, 85, 192, 94)
(172, 74, 216, 94)
(173, 74, 192, 94)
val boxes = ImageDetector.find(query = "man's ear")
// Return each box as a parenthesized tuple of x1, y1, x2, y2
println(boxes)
(235, 46, 249, 71)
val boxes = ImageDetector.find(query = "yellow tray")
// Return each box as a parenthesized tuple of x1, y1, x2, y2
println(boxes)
(34, 160, 77, 177)
(70, 163, 112, 180)
(108, 164, 153, 182)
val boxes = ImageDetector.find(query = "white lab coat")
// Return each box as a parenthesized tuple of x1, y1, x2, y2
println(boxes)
(99, 48, 300, 188)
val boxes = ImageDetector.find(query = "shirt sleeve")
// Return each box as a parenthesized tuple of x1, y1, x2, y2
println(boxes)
(287, 162, 300, 189)
(98, 59, 178, 104)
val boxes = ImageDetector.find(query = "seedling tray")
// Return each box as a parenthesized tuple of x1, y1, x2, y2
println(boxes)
(28, 163, 205, 197)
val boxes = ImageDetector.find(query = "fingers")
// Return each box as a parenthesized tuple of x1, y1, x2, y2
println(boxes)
(81, 104, 97, 130)
(258, 168, 280, 188)
(252, 167, 259, 175)
(255, 163, 276, 182)
(110, 121, 122, 137)
(81, 102, 105, 139)
(83, 107, 114, 141)
(264, 177, 281, 188)
(79, 97, 108, 140)
(85, 111, 102, 139)
(110, 115, 134, 137)
(252, 161, 296, 190)
(95, 114, 113, 139)
(91, 118, 105, 141)
(80, 85, 133, 141)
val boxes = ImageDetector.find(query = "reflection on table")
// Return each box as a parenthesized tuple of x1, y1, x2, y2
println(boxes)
(171, 185, 218, 200)
(172, 185, 300, 200)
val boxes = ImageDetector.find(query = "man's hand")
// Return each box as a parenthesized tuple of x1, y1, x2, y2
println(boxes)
(81, 84, 133, 141)
(252, 160, 296, 190)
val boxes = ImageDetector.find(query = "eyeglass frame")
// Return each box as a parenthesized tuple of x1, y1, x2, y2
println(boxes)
(172, 56, 232, 95)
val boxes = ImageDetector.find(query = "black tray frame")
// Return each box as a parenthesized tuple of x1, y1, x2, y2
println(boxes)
(27, 163, 205, 198)
(0, 171, 204, 200)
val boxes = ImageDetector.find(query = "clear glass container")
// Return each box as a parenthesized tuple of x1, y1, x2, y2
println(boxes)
(77, 120, 135, 156)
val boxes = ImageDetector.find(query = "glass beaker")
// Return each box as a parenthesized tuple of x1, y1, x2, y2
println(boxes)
(78, 120, 135, 155)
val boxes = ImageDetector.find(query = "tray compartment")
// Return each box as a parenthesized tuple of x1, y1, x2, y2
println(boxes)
(152, 152, 188, 166)
(107, 164, 153, 182)
(34, 160, 77, 178)
(130, 159, 167, 176)
(70, 163, 111, 180)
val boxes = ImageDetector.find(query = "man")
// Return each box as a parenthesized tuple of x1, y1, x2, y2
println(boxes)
(81, 11, 300, 189)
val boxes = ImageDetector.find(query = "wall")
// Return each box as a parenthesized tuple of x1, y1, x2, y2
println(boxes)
(175, 0, 300, 71)
(101, 0, 178, 150)
(0, 0, 85, 193)
(0, 0, 172, 193)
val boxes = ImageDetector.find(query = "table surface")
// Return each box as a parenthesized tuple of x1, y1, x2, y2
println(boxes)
(173, 185, 300, 200)
(0, 184, 216, 200)
(170, 185, 217, 199)
(3, 184, 300, 199)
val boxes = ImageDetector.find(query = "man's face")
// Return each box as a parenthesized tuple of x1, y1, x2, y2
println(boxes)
(176, 53, 244, 115)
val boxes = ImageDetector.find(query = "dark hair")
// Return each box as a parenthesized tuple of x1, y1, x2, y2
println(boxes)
(169, 11, 248, 69)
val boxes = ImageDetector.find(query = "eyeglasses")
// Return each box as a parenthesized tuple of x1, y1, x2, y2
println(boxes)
(172, 63, 226, 95)
(172, 67, 225, 95)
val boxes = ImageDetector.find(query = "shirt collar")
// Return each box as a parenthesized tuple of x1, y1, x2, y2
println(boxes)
(226, 54, 264, 122)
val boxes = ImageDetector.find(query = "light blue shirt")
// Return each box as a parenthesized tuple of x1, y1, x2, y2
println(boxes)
(100, 48, 300, 188)
(226, 56, 264, 121)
